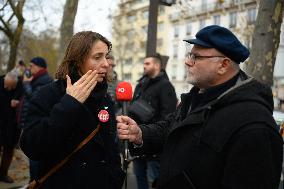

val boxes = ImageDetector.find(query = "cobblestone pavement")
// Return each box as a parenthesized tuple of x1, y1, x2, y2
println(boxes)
(0, 149, 29, 189)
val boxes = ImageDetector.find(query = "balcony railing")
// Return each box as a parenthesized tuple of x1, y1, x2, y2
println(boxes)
(180, 0, 257, 18)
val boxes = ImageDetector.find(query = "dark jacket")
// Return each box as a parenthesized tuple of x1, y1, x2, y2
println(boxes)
(133, 72, 283, 189)
(19, 69, 53, 128)
(130, 70, 177, 124)
(20, 79, 125, 189)
(0, 75, 22, 147)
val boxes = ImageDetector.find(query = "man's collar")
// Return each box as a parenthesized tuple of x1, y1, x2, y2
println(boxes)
(204, 72, 240, 101)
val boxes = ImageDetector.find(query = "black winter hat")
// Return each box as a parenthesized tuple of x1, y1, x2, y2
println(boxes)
(183, 25, 250, 63)
(30, 57, 47, 68)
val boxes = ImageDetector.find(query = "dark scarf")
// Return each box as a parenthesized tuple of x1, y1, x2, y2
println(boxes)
(32, 68, 48, 80)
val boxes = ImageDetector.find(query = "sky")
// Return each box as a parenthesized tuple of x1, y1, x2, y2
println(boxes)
(24, 0, 118, 39)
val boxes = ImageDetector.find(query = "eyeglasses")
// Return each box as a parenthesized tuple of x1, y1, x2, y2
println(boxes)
(186, 52, 225, 64)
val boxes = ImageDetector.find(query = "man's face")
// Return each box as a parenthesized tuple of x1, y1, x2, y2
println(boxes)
(185, 45, 224, 89)
(143, 57, 157, 78)
(4, 78, 17, 91)
(29, 63, 41, 75)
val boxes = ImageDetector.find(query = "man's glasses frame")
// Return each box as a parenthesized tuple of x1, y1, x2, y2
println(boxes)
(186, 52, 225, 65)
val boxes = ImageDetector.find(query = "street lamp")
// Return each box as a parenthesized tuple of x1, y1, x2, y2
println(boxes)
(146, 0, 176, 57)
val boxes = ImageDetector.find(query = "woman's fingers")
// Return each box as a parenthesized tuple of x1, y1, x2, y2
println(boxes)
(84, 71, 98, 91)
(74, 70, 92, 85)
(66, 75, 72, 88)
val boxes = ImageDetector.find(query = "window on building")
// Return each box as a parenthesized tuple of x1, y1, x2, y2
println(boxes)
(141, 25, 148, 34)
(138, 57, 144, 64)
(123, 73, 132, 81)
(159, 6, 165, 15)
(126, 42, 134, 50)
(213, 15, 221, 25)
(186, 23, 192, 36)
(174, 25, 179, 38)
(143, 10, 149, 19)
(244, 36, 252, 49)
(247, 8, 257, 24)
(199, 19, 206, 29)
(173, 45, 178, 58)
(125, 58, 133, 65)
(158, 22, 164, 32)
(140, 41, 146, 49)
(127, 30, 135, 38)
(233, 0, 241, 4)
(127, 15, 136, 23)
(229, 12, 237, 28)
(201, 0, 207, 12)
(157, 38, 163, 47)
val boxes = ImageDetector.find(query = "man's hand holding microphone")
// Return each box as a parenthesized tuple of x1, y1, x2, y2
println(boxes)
(115, 82, 143, 149)
(116, 115, 143, 145)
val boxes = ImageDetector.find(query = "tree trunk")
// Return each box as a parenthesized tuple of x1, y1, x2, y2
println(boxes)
(57, 0, 79, 66)
(244, 0, 284, 86)
(7, 11, 25, 71)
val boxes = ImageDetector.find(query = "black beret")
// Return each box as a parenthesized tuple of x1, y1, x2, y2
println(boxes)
(30, 57, 47, 68)
(183, 25, 250, 63)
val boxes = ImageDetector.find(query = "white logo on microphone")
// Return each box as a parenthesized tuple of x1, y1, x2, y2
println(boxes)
(118, 87, 125, 93)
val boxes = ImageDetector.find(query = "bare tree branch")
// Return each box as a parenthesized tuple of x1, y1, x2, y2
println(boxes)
(0, 0, 9, 12)
(7, 12, 15, 23)
(0, 15, 13, 37)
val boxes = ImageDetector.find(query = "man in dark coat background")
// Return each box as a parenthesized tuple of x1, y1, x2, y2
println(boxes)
(128, 53, 177, 189)
(0, 71, 21, 183)
(117, 25, 283, 189)
(18, 56, 53, 182)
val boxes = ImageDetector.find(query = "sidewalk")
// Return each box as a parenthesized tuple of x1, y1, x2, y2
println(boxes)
(0, 149, 29, 189)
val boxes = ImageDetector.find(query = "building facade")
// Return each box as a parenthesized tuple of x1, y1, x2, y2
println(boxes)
(112, 0, 172, 86)
(112, 0, 284, 105)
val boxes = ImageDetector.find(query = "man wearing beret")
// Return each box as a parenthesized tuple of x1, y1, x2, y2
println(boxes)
(18, 56, 53, 182)
(117, 25, 283, 189)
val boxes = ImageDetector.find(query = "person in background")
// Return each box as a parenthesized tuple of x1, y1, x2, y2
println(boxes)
(128, 53, 177, 189)
(0, 71, 21, 183)
(117, 25, 283, 189)
(20, 31, 125, 189)
(11, 60, 26, 79)
(18, 57, 53, 182)
(106, 53, 121, 114)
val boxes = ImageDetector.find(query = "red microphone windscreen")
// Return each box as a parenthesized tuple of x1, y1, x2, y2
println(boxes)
(116, 82, 133, 101)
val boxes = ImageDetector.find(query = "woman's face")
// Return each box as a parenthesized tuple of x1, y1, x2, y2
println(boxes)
(79, 40, 109, 82)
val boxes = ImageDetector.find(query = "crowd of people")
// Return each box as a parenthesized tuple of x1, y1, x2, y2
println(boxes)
(0, 25, 283, 189)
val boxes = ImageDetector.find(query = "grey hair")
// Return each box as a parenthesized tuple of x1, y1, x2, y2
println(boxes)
(230, 60, 240, 72)
(5, 71, 19, 82)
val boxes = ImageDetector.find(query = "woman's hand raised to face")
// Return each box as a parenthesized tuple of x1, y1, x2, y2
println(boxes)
(66, 70, 98, 103)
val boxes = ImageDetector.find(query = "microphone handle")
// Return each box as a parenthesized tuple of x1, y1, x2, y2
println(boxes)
(122, 101, 129, 161)
(122, 101, 128, 115)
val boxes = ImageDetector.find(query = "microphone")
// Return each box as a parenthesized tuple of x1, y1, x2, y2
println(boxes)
(116, 82, 133, 184)
(116, 81, 133, 115)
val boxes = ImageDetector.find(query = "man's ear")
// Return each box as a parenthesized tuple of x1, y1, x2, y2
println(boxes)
(217, 58, 231, 75)
(155, 62, 161, 71)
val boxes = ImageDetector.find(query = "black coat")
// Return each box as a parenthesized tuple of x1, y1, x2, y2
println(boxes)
(0, 75, 21, 147)
(130, 71, 177, 124)
(19, 70, 53, 128)
(20, 79, 125, 189)
(133, 72, 283, 189)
